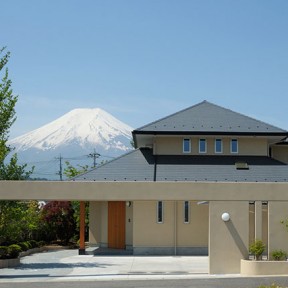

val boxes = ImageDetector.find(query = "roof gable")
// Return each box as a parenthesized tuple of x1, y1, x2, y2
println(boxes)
(133, 101, 287, 135)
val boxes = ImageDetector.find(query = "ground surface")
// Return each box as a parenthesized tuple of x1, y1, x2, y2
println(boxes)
(0, 249, 287, 287)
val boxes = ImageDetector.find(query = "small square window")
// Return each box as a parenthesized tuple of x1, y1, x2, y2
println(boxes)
(215, 139, 222, 153)
(199, 139, 207, 153)
(183, 139, 191, 153)
(231, 139, 238, 153)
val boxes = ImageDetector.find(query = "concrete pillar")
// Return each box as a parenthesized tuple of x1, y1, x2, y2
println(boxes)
(89, 201, 102, 246)
(255, 201, 262, 241)
(209, 201, 249, 274)
(268, 201, 288, 259)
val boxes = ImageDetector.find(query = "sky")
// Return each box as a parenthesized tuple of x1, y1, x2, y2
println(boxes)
(1, 0, 288, 138)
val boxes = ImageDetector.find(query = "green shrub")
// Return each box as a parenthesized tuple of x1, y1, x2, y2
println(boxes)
(17, 242, 29, 251)
(249, 239, 265, 260)
(28, 240, 39, 248)
(8, 244, 21, 258)
(0, 246, 9, 259)
(37, 241, 46, 247)
(24, 241, 32, 249)
(271, 249, 287, 261)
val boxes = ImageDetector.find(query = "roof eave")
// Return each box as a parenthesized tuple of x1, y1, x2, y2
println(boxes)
(133, 131, 288, 137)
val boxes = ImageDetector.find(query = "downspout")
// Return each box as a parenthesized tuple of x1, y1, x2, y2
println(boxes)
(153, 140, 157, 182)
(153, 155, 157, 182)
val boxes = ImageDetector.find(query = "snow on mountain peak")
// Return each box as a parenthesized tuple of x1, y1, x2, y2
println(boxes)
(9, 108, 133, 152)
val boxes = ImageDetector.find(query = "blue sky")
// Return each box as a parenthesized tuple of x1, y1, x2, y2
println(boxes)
(1, 0, 288, 138)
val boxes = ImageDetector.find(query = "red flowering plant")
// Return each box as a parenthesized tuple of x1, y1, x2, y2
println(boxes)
(41, 201, 76, 245)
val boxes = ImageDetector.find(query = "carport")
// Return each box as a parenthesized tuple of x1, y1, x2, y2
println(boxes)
(1, 180, 288, 274)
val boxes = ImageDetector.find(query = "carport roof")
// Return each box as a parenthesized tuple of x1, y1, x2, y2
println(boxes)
(73, 148, 288, 182)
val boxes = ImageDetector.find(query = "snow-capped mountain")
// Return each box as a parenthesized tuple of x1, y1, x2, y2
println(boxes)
(8, 108, 133, 180)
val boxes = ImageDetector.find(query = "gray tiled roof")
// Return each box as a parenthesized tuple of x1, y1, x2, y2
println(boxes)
(73, 148, 288, 183)
(73, 148, 155, 181)
(133, 101, 287, 135)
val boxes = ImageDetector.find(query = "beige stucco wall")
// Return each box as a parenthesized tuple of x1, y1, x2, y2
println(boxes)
(89, 201, 108, 247)
(268, 201, 288, 258)
(133, 201, 175, 247)
(209, 201, 249, 274)
(272, 145, 288, 164)
(1, 181, 288, 202)
(176, 201, 208, 247)
(154, 136, 268, 156)
(133, 201, 208, 249)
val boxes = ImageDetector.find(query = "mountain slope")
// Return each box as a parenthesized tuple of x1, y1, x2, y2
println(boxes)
(9, 108, 133, 153)
(8, 108, 133, 179)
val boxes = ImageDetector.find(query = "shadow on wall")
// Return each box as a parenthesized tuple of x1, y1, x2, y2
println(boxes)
(225, 220, 248, 258)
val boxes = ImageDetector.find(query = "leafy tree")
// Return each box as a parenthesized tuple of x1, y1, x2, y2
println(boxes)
(63, 161, 88, 178)
(0, 46, 33, 179)
(0, 200, 41, 245)
(41, 201, 76, 244)
(0, 47, 34, 245)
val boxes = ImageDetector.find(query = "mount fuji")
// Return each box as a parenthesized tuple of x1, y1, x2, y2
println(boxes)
(8, 108, 134, 180)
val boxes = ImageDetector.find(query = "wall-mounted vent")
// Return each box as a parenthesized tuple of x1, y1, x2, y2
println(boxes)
(235, 162, 249, 170)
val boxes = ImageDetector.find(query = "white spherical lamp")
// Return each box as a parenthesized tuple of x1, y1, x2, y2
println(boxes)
(221, 212, 230, 222)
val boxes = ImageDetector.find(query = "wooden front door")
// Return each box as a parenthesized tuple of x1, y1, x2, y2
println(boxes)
(108, 201, 126, 249)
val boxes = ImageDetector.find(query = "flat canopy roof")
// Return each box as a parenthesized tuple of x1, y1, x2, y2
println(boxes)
(0, 181, 288, 202)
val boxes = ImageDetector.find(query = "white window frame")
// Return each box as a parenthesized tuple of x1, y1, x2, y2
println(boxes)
(199, 139, 207, 153)
(184, 201, 190, 224)
(231, 139, 238, 154)
(215, 139, 223, 154)
(183, 138, 191, 153)
(157, 201, 164, 224)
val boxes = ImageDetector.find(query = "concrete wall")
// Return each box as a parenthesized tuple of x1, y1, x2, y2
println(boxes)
(154, 136, 268, 156)
(209, 201, 249, 274)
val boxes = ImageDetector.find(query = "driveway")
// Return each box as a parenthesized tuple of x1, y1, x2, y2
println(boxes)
(0, 249, 211, 282)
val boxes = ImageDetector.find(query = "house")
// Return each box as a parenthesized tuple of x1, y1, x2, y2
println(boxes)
(1, 100, 288, 274)
(73, 101, 288, 262)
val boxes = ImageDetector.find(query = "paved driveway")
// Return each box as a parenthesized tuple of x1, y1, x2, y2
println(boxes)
(0, 249, 210, 282)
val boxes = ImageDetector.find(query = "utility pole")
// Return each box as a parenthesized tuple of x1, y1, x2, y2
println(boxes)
(88, 149, 100, 168)
(56, 154, 63, 181)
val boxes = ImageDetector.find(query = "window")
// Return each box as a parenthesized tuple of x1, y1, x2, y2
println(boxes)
(199, 139, 207, 153)
(215, 139, 222, 153)
(157, 201, 163, 223)
(184, 201, 189, 223)
(183, 138, 191, 153)
(231, 139, 238, 153)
